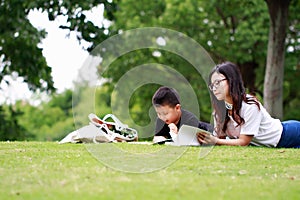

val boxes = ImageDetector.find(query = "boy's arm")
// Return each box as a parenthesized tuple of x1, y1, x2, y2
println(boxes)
(154, 118, 171, 139)
(153, 136, 167, 143)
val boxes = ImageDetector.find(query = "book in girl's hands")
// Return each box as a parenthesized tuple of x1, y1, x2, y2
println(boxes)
(172, 124, 212, 146)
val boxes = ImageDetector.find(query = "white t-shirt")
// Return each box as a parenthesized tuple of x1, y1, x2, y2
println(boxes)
(215, 100, 283, 147)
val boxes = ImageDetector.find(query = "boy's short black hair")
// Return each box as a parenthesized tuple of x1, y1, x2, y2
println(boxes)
(152, 86, 180, 107)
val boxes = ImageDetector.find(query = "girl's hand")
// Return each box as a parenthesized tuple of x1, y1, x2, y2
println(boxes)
(197, 131, 217, 145)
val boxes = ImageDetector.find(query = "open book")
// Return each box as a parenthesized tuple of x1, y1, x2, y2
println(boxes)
(171, 124, 212, 146)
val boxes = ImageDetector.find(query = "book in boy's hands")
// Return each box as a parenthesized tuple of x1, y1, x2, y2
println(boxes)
(171, 124, 212, 146)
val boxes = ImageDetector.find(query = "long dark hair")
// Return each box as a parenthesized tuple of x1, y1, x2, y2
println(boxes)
(209, 62, 260, 137)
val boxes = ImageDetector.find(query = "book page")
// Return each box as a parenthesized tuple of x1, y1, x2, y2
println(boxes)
(172, 125, 211, 146)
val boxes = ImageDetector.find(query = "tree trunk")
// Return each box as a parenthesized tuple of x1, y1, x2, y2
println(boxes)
(238, 61, 259, 95)
(264, 0, 291, 119)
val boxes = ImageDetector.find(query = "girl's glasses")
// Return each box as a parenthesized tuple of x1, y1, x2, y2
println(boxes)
(209, 78, 227, 91)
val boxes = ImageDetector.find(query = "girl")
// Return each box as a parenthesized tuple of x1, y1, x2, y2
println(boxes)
(197, 61, 300, 148)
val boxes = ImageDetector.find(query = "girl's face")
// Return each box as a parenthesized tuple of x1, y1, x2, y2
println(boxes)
(210, 72, 230, 101)
(154, 104, 181, 125)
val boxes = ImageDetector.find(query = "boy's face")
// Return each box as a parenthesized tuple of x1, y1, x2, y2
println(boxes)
(154, 104, 181, 125)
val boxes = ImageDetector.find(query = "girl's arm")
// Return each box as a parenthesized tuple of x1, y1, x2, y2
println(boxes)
(215, 134, 253, 146)
(197, 132, 253, 146)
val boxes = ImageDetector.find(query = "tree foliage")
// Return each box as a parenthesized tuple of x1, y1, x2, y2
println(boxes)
(0, 105, 31, 141)
(94, 0, 299, 121)
(0, 0, 55, 92)
(14, 89, 75, 141)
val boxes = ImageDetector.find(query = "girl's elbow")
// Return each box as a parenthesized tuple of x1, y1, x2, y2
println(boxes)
(239, 142, 250, 146)
(238, 135, 253, 146)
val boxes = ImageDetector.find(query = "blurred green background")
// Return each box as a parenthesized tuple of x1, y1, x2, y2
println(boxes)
(0, 0, 299, 141)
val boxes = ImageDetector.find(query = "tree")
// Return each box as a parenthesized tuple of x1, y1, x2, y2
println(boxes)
(15, 90, 75, 141)
(95, 0, 271, 123)
(263, 0, 291, 119)
(0, 1, 55, 92)
(49, 0, 299, 122)
(1, 0, 56, 140)
(0, 104, 32, 141)
(0, 0, 115, 140)
(102, 0, 299, 120)
(33, 0, 118, 51)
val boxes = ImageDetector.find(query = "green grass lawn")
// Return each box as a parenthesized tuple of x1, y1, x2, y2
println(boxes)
(1, 142, 299, 200)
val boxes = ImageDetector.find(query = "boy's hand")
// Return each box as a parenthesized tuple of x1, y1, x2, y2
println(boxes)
(168, 123, 178, 134)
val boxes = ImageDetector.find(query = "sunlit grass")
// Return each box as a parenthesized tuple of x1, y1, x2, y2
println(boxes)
(1, 142, 299, 199)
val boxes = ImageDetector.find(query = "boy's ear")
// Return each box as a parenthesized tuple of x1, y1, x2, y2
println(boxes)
(175, 104, 181, 110)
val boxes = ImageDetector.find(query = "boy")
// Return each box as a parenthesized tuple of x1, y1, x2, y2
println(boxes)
(152, 86, 211, 143)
